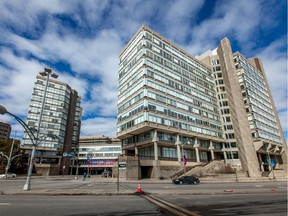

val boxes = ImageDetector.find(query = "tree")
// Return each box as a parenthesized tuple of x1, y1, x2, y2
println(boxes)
(0, 138, 27, 174)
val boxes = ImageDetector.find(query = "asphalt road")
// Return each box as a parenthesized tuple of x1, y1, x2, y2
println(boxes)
(0, 193, 286, 216)
(124, 181, 287, 194)
(0, 176, 286, 216)
(0, 195, 162, 216)
(0, 177, 286, 195)
(158, 193, 287, 216)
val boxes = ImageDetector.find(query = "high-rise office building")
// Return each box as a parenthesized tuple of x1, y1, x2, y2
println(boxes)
(198, 38, 287, 177)
(21, 75, 82, 175)
(117, 26, 286, 179)
(0, 121, 11, 141)
(117, 26, 225, 179)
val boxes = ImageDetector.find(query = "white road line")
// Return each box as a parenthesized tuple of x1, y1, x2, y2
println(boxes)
(0, 203, 11, 205)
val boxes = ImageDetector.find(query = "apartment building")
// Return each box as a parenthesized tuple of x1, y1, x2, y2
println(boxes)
(117, 26, 225, 179)
(198, 38, 287, 177)
(75, 135, 121, 175)
(117, 26, 286, 179)
(21, 75, 82, 175)
(0, 121, 11, 141)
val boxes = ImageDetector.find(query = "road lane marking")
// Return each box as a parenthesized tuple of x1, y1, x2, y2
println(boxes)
(0, 203, 11, 205)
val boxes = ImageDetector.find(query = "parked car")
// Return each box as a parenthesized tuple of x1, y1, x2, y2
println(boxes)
(172, 176, 200, 185)
(0, 173, 16, 178)
(101, 170, 112, 177)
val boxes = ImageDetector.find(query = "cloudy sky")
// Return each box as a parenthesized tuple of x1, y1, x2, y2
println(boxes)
(0, 0, 287, 140)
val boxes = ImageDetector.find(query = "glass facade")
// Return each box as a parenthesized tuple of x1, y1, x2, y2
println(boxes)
(117, 27, 286, 178)
(234, 54, 281, 144)
(117, 28, 223, 139)
(22, 76, 82, 162)
(77, 136, 122, 169)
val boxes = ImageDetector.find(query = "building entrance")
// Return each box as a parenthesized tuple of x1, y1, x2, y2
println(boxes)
(141, 166, 153, 178)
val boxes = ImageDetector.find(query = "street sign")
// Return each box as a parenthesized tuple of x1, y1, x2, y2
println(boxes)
(119, 162, 126, 169)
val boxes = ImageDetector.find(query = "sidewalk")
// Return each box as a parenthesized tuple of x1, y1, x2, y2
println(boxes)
(0, 175, 287, 196)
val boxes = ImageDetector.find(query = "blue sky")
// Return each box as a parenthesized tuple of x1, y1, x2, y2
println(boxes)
(0, 0, 287, 141)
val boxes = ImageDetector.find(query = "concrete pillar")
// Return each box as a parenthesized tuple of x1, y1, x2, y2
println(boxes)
(175, 134, 181, 162)
(154, 141, 158, 160)
(134, 146, 138, 156)
(193, 138, 200, 163)
(223, 151, 228, 163)
(195, 147, 200, 163)
(152, 129, 159, 160)
(151, 129, 160, 179)
(258, 153, 264, 172)
(209, 140, 215, 161)
(153, 160, 161, 179)
(210, 148, 215, 161)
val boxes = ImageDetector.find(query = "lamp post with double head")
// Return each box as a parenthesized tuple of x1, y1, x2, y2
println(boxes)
(0, 104, 37, 185)
(0, 104, 59, 189)
(0, 68, 58, 191)
(23, 68, 58, 190)
(87, 149, 93, 177)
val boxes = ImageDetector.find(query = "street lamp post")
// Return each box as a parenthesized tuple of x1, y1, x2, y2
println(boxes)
(71, 154, 79, 179)
(0, 105, 59, 189)
(0, 68, 59, 191)
(87, 149, 93, 177)
(75, 158, 79, 179)
(23, 68, 58, 190)
(117, 154, 120, 191)
(0, 105, 37, 186)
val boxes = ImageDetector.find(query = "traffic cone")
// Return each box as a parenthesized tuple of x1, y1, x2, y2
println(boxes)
(137, 183, 142, 193)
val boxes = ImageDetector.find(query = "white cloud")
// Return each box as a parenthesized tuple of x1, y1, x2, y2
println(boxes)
(160, 0, 204, 41)
(81, 117, 117, 137)
(182, 0, 282, 56)
(0, 48, 43, 115)
(0, 0, 286, 141)
(1, 23, 123, 118)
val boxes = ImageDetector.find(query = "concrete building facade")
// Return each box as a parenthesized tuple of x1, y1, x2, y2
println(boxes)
(75, 135, 122, 176)
(117, 26, 225, 179)
(198, 38, 287, 178)
(21, 75, 82, 176)
(117, 26, 286, 179)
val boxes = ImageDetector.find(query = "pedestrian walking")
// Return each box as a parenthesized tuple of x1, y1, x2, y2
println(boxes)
(83, 172, 87, 181)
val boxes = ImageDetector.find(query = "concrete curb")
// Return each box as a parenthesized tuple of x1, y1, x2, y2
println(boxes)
(1, 188, 286, 196)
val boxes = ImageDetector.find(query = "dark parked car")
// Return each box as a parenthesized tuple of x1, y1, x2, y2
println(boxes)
(172, 176, 200, 185)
